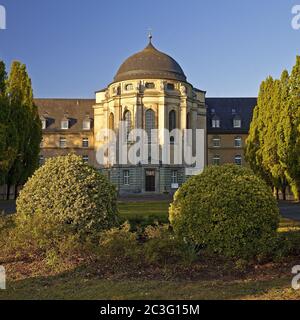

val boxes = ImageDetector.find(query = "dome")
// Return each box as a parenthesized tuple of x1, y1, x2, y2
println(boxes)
(114, 41, 187, 82)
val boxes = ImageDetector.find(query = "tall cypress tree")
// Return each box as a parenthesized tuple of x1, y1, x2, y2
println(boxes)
(0, 61, 18, 186)
(6, 61, 41, 198)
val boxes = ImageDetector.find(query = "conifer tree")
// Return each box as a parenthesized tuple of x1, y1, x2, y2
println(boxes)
(6, 61, 41, 198)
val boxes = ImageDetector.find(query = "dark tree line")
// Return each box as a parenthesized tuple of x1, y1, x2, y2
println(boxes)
(0, 60, 42, 199)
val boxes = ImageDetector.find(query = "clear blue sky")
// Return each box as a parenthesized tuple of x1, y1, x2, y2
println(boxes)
(0, 0, 299, 98)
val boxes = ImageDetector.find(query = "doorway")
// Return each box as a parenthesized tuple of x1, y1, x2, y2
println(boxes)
(145, 169, 155, 192)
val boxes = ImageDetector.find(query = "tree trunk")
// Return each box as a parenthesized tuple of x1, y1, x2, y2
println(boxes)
(6, 184, 10, 201)
(282, 186, 286, 201)
(14, 185, 18, 200)
(276, 187, 279, 200)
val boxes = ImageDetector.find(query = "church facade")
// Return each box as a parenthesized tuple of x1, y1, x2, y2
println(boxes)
(35, 39, 256, 195)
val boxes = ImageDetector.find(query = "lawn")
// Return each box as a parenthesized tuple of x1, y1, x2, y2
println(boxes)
(1, 201, 300, 300)
(118, 200, 170, 227)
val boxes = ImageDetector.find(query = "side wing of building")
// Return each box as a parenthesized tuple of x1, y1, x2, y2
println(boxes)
(206, 97, 257, 166)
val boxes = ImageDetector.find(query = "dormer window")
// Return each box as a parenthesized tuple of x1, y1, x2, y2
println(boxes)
(145, 82, 155, 89)
(233, 116, 241, 128)
(83, 119, 91, 130)
(61, 119, 69, 130)
(212, 116, 220, 128)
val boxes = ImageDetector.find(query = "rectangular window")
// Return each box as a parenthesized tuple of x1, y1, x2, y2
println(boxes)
(61, 120, 69, 130)
(212, 138, 221, 147)
(123, 170, 130, 185)
(233, 119, 241, 128)
(82, 155, 89, 163)
(171, 170, 178, 184)
(212, 119, 220, 128)
(234, 137, 242, 148)
(212, 156, 220, 165)
(83, 120, 91, 130)
(59, 137, 67, 148)
(82, 137, 89, 148)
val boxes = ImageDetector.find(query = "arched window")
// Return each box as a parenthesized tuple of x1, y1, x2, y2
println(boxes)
(169, 110, 176, 132)
(124, 110, 132, 140)
(145, 109, 156, 143)
(186, 112, 191, 129)
(109, 113, 114, 131)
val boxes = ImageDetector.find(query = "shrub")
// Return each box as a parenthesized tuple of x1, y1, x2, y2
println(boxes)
(144, 224, 197, 266)
(169, 164, 280, 260)
(98, 222, 141, 264)
(16, 154, 119, 242)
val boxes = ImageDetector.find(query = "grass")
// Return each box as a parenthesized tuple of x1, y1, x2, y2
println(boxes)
(118, 201, 170, 228)
(1, 201, 300, 300)
(0, 269, 299, 300)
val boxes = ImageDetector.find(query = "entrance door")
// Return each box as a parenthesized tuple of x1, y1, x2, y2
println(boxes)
(145, 170, 155, 192)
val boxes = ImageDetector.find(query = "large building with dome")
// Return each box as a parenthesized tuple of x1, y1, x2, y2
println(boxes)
(34, 38, 257, 195)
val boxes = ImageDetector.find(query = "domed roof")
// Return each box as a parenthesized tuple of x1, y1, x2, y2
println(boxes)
(114, 41, 187, 82)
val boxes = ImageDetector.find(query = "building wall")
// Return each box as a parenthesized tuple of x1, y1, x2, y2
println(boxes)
(207, 133, 248, 166)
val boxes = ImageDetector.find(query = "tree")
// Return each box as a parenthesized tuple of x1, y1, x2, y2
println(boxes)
(0, 61, 18, 186)
(5, 61, 42, 198)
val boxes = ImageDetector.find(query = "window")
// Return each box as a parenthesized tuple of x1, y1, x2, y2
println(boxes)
(212, 155, 220, 165)
(61, 120, 69, 130)
(41, 118, 47, 130)
(171, 170, 178, 184)
(145, 109, 156, 143)
(233, 117, 241, 128)
(167, 83, 175, 90)
(145, 82, 155, 89)
(235, 155, 242, 166)
(232, 108, 236, 115)
(83, 119, 91, 130)
(82, 155, 89, 163)
(125, 83, 133, 91)
(234, 137, 242, 148)
(82, 138, 89, 148)
(109, 113, 114, 131)
(39, 155, 44, 166)
(212, 116, 220, 128)
(123, 170, 130, 185)
(169, 110, 176, 131)
(212, 137, 221, 147)
(124, 110, 132, 140)
(59, 137, 67, 148)
(186, 112, 191, 129)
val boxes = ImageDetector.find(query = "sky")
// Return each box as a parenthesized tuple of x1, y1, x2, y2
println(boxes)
(0, 0, 300, 98)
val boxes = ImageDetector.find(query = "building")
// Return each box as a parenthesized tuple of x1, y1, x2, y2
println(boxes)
(35, 39, 257, 195)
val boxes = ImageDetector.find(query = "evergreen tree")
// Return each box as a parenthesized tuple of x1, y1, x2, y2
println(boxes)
(0, 61, 18, 185)
(6, 61, 42, 198)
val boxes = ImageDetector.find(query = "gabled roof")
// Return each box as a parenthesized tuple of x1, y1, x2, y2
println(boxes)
(206, 97, 257, 134)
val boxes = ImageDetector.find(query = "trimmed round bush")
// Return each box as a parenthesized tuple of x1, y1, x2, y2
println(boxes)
(16, 154, 118, 241)
(169, 164, 280, 259)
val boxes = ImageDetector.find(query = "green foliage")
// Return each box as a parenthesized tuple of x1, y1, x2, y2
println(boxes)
(143, 224, 197, 266)
(5, 61, 42, 189)
(169, 164, 280, 260)
(16, 154, 119, 241)
(98, 222, 141, 263)
(246, 56, 300, 199)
